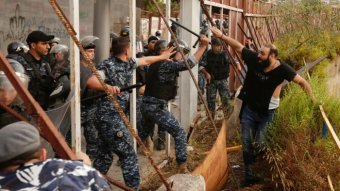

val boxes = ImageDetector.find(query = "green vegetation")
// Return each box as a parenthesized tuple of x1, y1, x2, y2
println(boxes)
(141, 0, 180, 17)
(275, 0, 340, 69)
(261, 1, 340, 190)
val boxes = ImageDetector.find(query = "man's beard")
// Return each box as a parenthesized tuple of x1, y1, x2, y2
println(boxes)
(259, 56, 270, 70)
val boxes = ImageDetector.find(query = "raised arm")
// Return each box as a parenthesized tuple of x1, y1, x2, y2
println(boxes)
(210, 26, 245, 54)
(137, 46, 176, 66)
(193, 35, 209, 61)
(292, 74, 316, 103)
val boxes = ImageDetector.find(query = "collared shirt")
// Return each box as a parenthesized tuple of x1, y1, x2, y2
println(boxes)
(96, 56, 138, 112)
(157, 55, 198, 83)
(0, 159, 110, 191)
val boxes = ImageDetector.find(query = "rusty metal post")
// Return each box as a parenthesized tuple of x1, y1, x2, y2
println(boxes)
(265, 17, 274, 43)
(243, 14, 259, 50)
(249, 17, 262, 47)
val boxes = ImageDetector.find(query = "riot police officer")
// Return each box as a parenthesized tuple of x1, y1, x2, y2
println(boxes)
(78, 36, 111, 162)
(49, 44, 71, 107)
(200, 37, 234, 118)
(140, 36, 209, 173)
(92, 36, 175, 190)
(0, 59, 30, 127)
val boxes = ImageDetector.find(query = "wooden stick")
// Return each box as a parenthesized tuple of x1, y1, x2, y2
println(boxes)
(327, 174, 335, 191)
(319, 105, 340, 152)
(226, 145, 242, 152)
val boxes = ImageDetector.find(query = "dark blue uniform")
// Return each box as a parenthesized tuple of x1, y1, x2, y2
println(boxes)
(200, 50, 232, 117)
(93, 56, 140, 190)
(0, 159, 110, 190)
(141, 55, 199, 165)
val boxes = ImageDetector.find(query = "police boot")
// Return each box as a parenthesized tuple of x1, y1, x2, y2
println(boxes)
(177, 162, 189, 174)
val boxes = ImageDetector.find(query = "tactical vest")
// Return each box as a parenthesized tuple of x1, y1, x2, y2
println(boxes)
(144, 62, 178, 101)
(205, 50, 229, 80)
(18, 53, 57, 109)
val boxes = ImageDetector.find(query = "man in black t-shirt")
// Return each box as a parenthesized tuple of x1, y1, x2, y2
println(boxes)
(210, 27, 315, 187)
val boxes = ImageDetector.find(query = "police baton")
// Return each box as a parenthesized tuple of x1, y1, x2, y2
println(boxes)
(81, 82, 145, 103)
(170, 19, 210, 48)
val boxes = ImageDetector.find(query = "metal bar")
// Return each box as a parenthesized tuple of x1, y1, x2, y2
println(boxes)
(0, 103, 29, 122)
(237, 22, 258, 51)
(245, 13, 276, 18)
(69, 0, 81, 156)
(237, 22, 251, 39)
(152, 0, 219, 138)
(0, 52, 76, 160)
(204, 0, 244, 13)
(250, 17, 262, 47)
(165, 0, 171, 158)
(243, 14, 259, 50)
(170, 19, 200, 38)
(273, 17, 281, 35)
(129, 0, 138, 151)
(48, 0, 171, 189)
(265, 17, 274, 43)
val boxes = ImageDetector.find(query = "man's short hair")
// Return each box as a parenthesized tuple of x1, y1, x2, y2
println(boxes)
(263, 44, 278, 57)
(211, 37, 222, 46)
(111, 37, 130, 55)
(0, 122, 41, 169)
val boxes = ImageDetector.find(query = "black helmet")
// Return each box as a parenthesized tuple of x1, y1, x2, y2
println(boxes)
(155, 30, 161, 37)
(148, 35, 158, 44)
(120, 27, 130, 37)
(168, 39, 190, 55)
(154, 40, 168, 54)
(7, 42, 28, 54)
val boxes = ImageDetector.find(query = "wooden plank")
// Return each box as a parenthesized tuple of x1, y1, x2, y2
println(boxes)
(226, 145, 242, 152)
(319, 105, 340, 152)
(192, 120, 228, 191)
(327, 174, 335, 191)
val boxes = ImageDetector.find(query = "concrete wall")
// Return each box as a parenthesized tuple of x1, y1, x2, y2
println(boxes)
(0, 0, 97, 54)
(0, 0, 142, 54)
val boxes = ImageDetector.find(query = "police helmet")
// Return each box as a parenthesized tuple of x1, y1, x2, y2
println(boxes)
(50, 44, 70, 59)
(168, 39, 191, 55)
(80, 36, 99, 49)
(50, 37, 61, 44)
(110, 32, 119, 40)
(148, 35, 159, 44)
(120, 27, 130, 37)
(7, 42, 28, 54)
(155, 30, 162, 37)
(0, 59, 29, 105)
